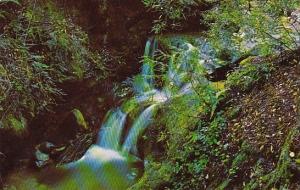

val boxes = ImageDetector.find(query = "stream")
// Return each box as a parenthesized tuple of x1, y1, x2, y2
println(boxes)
(45, 36, 222, 190)
(4, 35, 222, 190)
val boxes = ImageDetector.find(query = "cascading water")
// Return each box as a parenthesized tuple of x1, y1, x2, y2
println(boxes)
(142, 38, 158, 83)
(41, 36, 220, 190)
(134, 38, 158, 94)
(43, 38, 162, 190)
(96, 108, 127, 150)
(122, 104, 158, 155)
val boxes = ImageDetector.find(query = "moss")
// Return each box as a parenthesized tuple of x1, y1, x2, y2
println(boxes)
(239, 56, 256, 66)
(211, 81, 225, 91)
(121, 99, 139, 114)
(4, 115, 27, 135)
(226, 62, 273, 91)
(129, 161, 172, 190)
(216, 180, 230, 190)
(72, 109, 88, 130)
(224, 106, 241, 119)
(0, 64, 7, 75)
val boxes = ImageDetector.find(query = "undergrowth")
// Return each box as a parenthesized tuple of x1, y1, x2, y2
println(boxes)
(0, 0, 106, 133)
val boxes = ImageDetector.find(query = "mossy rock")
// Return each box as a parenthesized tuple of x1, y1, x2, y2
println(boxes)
(72, 109, 88, 130)
(211, 81, 225, 91)
(1, 115, 27, 136)
(121, 99, 139, 114)
(226, 62, 272, 91)
(239, 56, 257, 66)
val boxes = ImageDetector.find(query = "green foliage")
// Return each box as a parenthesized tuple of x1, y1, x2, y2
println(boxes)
(2, 0, 299, 188)
(216, 142, 251, 189)
(132, 82, 227, 189)
(0, 1, 106, 131)
(142, 0, 203, 33)
(137, 1, 300, 189)
(205, 0, 300, 59)
(130, 161, 173, 190)
(2, 114, 27, 135)
(226, 62, 273, 91)
(156, 113, 226, 190)
(129, 35, 230, 189)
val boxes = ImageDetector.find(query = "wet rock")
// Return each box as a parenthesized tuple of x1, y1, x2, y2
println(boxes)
(34, 142, 54, 168)
(40, 142, 55, 153)
(34, 142, 65, 168)
(35, 149, 51, 168)
(0, 152, 6, 163)
(0, 128, 28, 179)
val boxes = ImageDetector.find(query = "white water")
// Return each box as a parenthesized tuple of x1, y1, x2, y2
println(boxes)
(59, 146, 134, 190)
(134, 38, 158, 94)
(122, 104, 158, 155)
(96, 108, 127, 150)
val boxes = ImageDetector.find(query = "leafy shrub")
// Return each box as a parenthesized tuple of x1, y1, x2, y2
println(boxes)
(0, 1, 106, 131)
(142, 0, 205, 33)
(204, 0, 300, 59)
(134, 1, 300, 189)
(130, 76, 227, 189)
(128, 35, 230, 189)
(226, 62, 273, 91)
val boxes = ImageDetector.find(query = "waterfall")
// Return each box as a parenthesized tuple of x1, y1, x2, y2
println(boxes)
(46, 36, 218, 190)
(134, 38, 158, 94)
(143, 37, 157, 58)
(96, 108, 127, 150)
(57, 104, 159, 190)
(55, 38, 162, 190)
(122, 104, 158, 155)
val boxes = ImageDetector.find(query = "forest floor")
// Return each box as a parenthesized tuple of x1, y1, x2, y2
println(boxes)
(204, 61, 300, 189)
